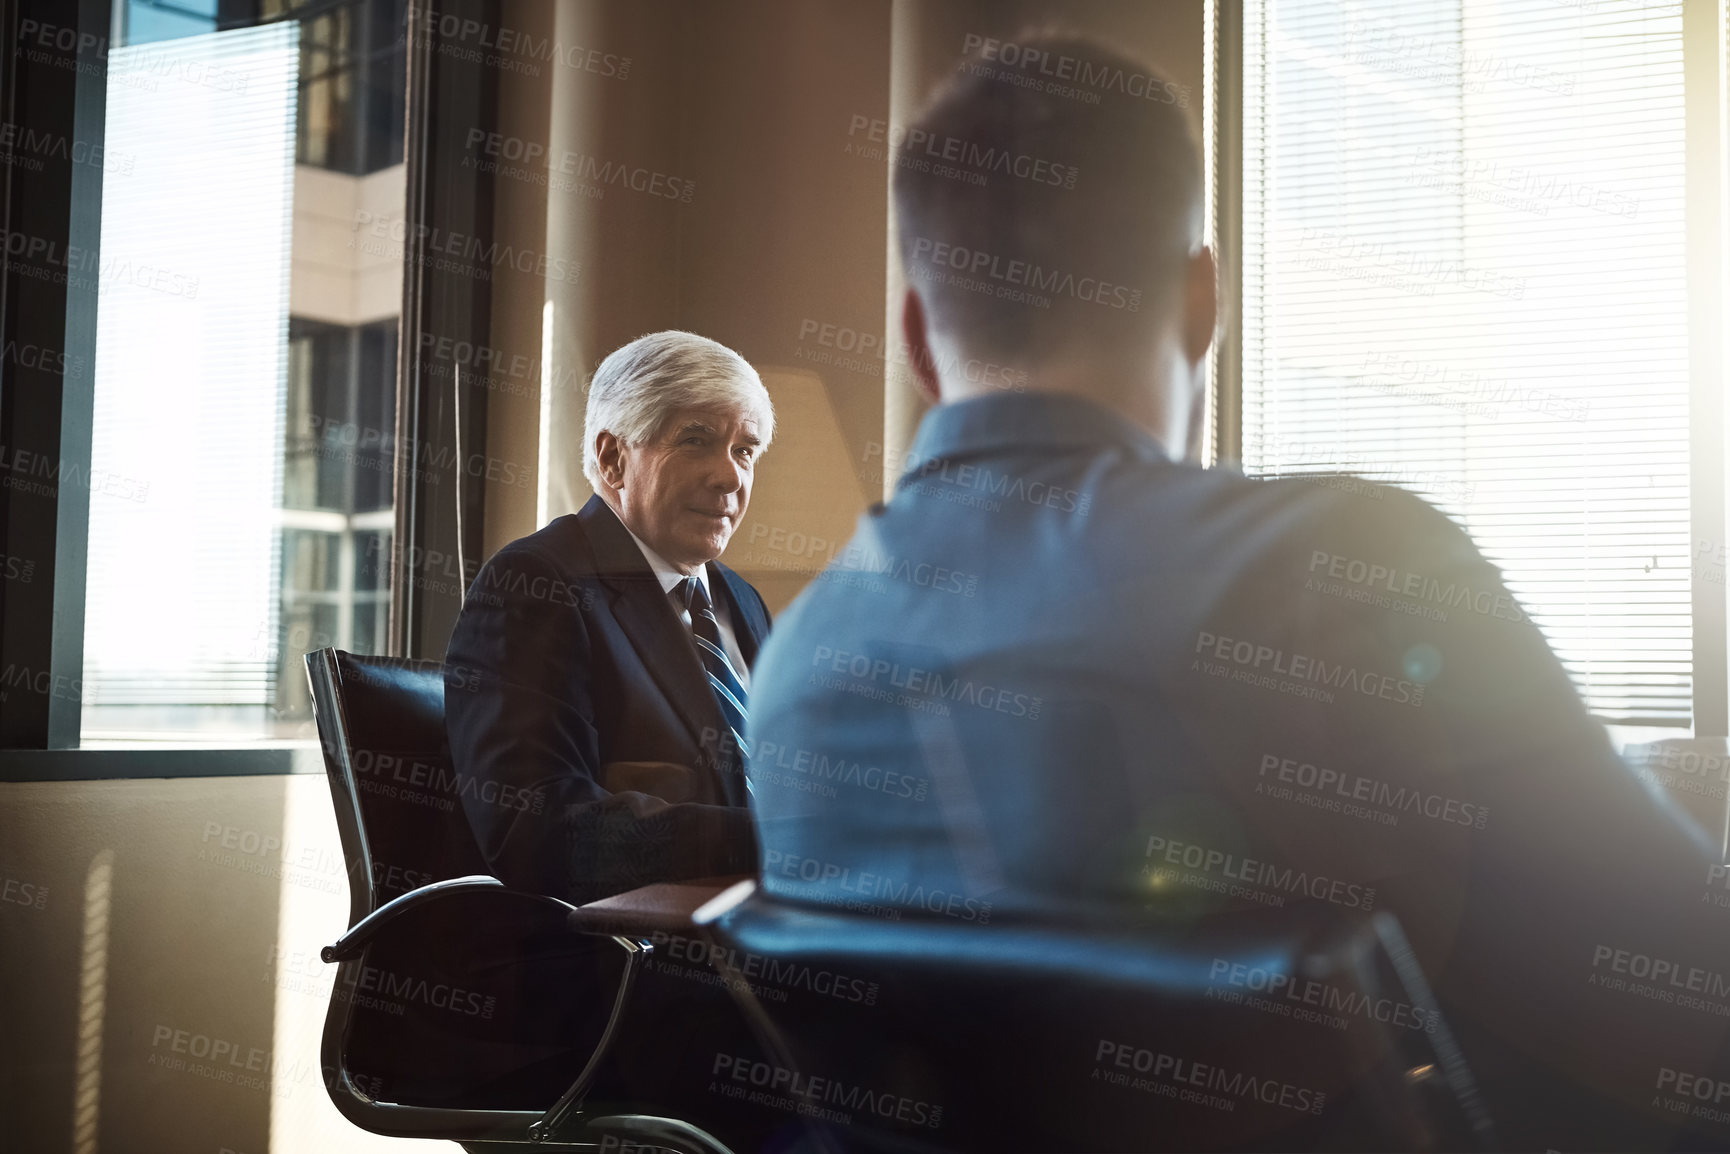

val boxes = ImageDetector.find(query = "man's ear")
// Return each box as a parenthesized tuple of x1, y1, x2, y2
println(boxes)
(594, 430, 625, 490)
(1182, 245, 1219, 365)
(901, 288, 943, 405)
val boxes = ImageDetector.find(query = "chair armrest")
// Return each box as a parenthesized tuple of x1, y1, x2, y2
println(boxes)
(566, 875, 750, 939)
(692, 878, 757, 926)
(321, 875, 573, 963)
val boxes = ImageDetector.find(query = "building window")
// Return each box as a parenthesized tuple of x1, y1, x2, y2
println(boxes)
(276, 318, 397, 722)
(1238, 0, 1699, 727)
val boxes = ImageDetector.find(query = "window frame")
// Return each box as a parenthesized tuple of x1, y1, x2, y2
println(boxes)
(0, 0, 110, 759)
(0, 0, 497, 779)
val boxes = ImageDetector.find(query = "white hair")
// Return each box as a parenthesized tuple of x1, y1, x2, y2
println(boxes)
(582, 330, 775, 489)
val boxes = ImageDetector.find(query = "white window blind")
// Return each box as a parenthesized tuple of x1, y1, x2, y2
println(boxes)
(83, 24, 299, 713)
(1240, 0, 1691, 724)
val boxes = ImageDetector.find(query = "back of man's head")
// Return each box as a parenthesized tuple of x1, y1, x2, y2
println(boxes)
(893, 33, 1202, 368)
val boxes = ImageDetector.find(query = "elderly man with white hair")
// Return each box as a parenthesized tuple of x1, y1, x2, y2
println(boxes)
(438, 331, 783, 1126)
(446, 328, 774, 908)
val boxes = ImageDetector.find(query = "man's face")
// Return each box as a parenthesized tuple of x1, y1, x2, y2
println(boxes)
(607, 406, 762, 572)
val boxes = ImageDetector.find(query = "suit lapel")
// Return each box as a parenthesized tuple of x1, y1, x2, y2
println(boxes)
(608, 581, 732, 753)
(579, 497, 746, 804)
(710, 562, 769, 669)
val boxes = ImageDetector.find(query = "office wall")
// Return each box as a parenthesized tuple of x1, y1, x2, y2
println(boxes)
(480, 0, 895, 613)
(476, 0, 1203, 613)
(480, 0, 555, 558)
(0, 774, 441, 1154)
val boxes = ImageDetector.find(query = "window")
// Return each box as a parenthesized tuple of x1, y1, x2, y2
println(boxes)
(1237, 0, 1708, 727)
(277, 318, 397, 722)
(78, 0, 407, 744)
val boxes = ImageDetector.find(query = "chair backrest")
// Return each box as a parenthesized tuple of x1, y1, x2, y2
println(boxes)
(704, 890, 1494, 1153)
(305, 648, 491, 927)
(306, 649, 534, 1127)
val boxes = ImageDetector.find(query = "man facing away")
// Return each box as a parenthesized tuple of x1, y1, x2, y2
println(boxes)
(746, 34, 1729, 1150)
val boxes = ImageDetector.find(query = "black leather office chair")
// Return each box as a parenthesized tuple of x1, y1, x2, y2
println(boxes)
(696, 882, 1496, 1153)
(304, 648, 734, 1154)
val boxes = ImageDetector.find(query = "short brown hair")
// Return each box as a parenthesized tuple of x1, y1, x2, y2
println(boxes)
(893, 32, 1202, 361)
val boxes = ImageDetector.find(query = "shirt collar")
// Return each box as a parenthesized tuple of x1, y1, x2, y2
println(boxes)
(898, 391, 1169, 485)
(622, 525, 711, 601)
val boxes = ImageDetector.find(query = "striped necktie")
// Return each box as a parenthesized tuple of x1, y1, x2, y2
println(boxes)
(681, 577, 751, 769)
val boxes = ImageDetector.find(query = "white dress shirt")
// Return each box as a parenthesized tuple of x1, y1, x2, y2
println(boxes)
(623, 527, 751, 690)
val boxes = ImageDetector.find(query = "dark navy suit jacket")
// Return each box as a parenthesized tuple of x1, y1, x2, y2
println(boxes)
(748, 391, 1729, 1148)
(445, 495, 769, 905)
